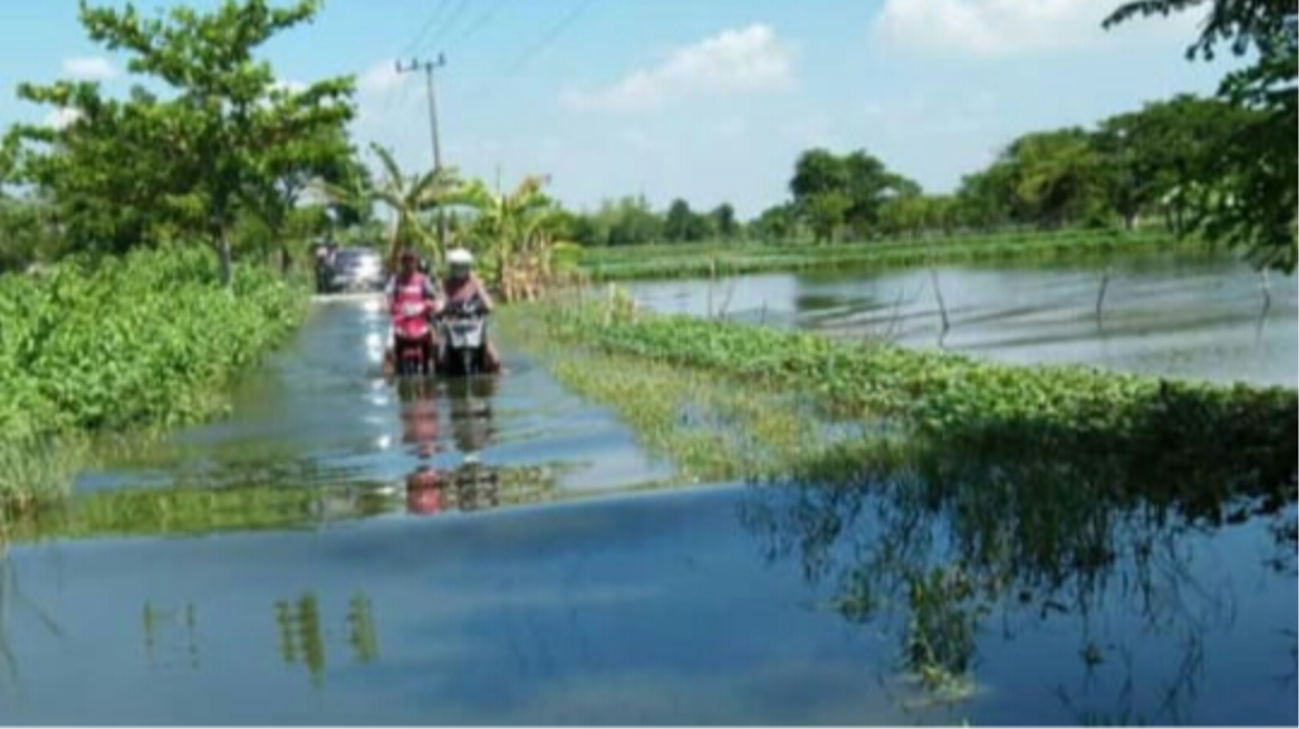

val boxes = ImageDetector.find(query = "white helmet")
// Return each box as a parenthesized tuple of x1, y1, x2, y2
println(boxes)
(446, 248, 474, 267)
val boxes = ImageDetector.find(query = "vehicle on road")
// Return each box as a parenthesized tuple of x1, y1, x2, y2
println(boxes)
(437, 295, 490, 377)
(326, 246, 385, 293)
(392, 298, 436, 377)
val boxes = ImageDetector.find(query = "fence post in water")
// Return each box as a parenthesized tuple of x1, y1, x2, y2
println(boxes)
(1255, 268, 1272, 346)
(1095, 265, 1112, 324)
(929, 268, 951, 347)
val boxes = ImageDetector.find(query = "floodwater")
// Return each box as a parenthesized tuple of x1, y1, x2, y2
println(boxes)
(624, 250, 1299, 388)
(1, 254, 1295, 725)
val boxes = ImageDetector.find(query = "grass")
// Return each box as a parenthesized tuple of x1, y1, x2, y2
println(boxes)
(575, 228, 1206, 282)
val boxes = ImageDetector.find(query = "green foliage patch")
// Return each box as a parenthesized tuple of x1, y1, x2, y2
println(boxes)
(0, 246, 309, 519)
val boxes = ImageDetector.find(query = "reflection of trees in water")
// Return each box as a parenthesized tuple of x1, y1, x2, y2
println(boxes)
(738, 436, 1297, 719)
(141, 601, 199, 672)
(0, 557, 62, 696)
(273, 590, 378, 689)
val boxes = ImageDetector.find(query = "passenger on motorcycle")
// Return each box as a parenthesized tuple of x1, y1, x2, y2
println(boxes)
(439, 248, 502, 374)
(383, 248, 442, 376)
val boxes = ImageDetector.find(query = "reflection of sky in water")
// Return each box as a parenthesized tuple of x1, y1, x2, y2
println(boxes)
(3, 485, 1293, 725)
(626, 252, 1299, 387)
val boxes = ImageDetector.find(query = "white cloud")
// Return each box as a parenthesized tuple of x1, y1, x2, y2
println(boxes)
(45, 107, 82, 129)
(561, 23, 795, 112)
(871, 0, 1205, 57)
(358, 59, 404, 94)
(62, 56, 118, 81)
(272, 79, 307, 94)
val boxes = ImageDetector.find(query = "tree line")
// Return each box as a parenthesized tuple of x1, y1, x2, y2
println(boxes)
(550, 91, 1278, 252)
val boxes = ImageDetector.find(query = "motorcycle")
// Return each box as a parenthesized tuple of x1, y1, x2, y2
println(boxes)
(391, 298, 435, 376)
(436, 296, 489, 377)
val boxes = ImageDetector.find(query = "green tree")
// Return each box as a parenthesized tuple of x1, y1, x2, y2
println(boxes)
(664, 198, 694, 243)
(749, 203, 799, 242)
(711, 202, 737, 240)
(1102, 0, 1297, 271)
(992, 128, 1111, 229)
(339, 143, 457, 270)
(10, 0, 356, 285)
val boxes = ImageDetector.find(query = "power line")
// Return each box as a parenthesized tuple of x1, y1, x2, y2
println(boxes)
(400, 0, 451, 60)
(452, 0, 508, 50)
(421, 0, 473, 55)
(504, 0, 597, 75)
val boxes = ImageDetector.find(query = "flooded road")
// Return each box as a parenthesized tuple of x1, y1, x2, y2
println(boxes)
(625, 250, 1299, 387)
(2, 257, 1295, 725)
(75, 295, 671, 499)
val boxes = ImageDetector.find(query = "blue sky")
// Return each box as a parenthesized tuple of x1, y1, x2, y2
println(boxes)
(0, 0, 1239, 218)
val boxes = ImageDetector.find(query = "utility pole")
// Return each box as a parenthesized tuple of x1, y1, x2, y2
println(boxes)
(396, 54, 448, 252)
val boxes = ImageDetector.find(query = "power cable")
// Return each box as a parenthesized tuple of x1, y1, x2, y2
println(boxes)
(421, 0, 473, 55)
(400, 0, 451, 60)
(504, 0, 598, 75)
(451, 0, 509, 51)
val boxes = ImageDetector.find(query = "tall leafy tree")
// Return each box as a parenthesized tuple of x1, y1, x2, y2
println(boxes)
(1102, 0, 1297, 271)
(9, 0, 356, 285)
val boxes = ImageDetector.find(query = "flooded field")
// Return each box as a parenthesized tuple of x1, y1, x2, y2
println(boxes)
(1, 253, 1294, 725)
(625, 251, 1298, 388)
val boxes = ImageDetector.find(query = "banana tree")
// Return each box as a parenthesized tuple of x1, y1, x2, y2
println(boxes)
(443, 173, 582, 301)
(315, 142, 459, 271)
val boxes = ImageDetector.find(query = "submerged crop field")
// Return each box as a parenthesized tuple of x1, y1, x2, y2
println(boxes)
(498, 290, 1299, 703)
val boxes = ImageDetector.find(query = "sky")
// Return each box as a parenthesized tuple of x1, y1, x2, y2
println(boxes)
(0, 0, 1242, 219)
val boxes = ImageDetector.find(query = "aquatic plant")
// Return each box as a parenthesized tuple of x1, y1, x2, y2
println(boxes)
(0, 246, 310, 518)
(526, 296, 1296, 472)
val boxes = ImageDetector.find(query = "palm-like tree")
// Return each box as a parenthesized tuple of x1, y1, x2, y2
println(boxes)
(316, 142, 458, 271)
(447, 173, 581, 301)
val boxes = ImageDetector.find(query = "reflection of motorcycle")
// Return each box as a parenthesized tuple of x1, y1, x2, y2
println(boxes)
(397, 378, 440, 459)
(405, 466, 445, 514)
(445, 376, 499, 457)
(436, 297, 489, 377)
(392, 299, 435, 377)
(404, 463, 501, 515)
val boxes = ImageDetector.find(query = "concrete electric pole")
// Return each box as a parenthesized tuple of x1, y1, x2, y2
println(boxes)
(395, 54, 448, 252)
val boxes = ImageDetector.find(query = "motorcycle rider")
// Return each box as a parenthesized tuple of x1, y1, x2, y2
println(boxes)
(383, 248, 441, 377)
(439, 248, 502, 374)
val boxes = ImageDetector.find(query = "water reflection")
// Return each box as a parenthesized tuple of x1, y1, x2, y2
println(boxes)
(392, 375, 551, 517)
(272, 591, 379, 689)
(738, 436, 1297, 722)
(141, 602, 199, 672)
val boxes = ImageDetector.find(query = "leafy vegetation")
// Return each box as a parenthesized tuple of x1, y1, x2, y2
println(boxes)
(523, 295, 1296, 464)
(1102, 0, 1297, 272)
(0, 246, 308, 519)
(3, 0, 358, 285)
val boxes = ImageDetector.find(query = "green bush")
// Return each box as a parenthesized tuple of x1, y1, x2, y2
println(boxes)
(0, 246, 309, 517)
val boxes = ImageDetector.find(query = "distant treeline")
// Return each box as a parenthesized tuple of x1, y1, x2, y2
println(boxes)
(548, 93, 1263, 247)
